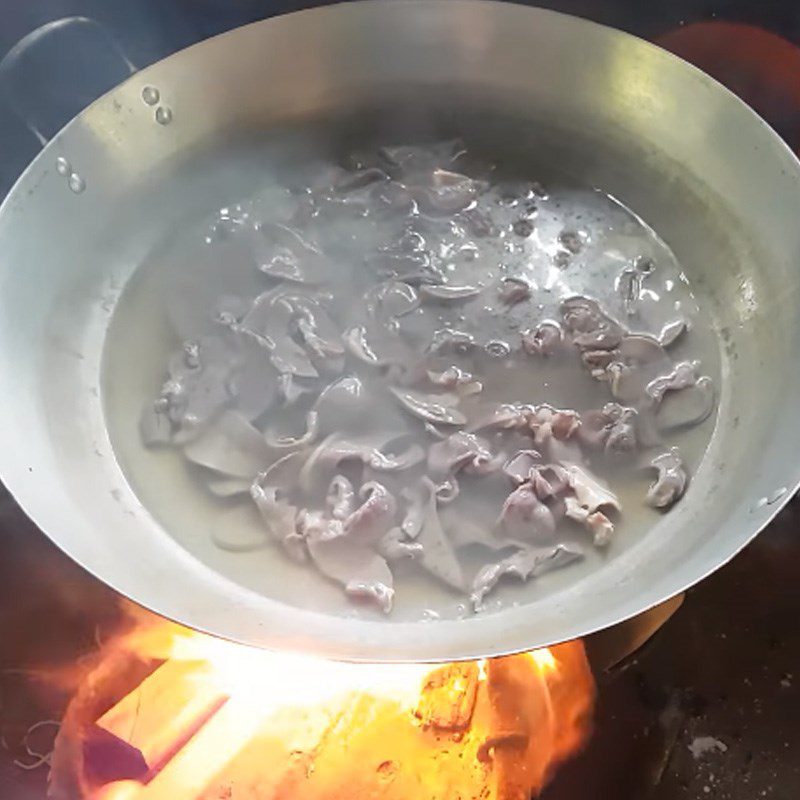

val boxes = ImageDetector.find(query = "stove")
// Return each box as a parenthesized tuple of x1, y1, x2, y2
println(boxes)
(2, 483, 797, 800)
(0, 2, 798, 799)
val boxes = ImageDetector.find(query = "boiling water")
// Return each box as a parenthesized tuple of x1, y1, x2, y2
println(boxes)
(102, 134, 721, 621)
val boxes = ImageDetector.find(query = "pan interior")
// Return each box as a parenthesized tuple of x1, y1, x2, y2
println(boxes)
(100, 100, 727, 622)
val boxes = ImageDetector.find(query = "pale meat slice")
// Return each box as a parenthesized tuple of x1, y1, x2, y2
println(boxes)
(252, 485, 305, 563)
(379, 527, 424, 561)
(342, 482, 398, 545)
(561, 463, 621, 546)
(299, 433, 424, 493)
(306, 536, 395, 613)
(183, 411, 274, 478)
(496, 483, 557, 545)
(502, 450, 542, 485)
(416, 479, 466, 591)
(342, 321, 413, 367)
(646, 360, 701, 403)
(470, 544, 584, 611)
(521, 320, 562, 356)
(561, 295, 626, 350)
(390, 386, 467, 426)
(657, 376, 715, 431)
(264, 410, 319, 449)
(647, 448, 688, 509)
(561, 464, 621, 514)
(326, 475, 355, 521)
(428, 432, 504, 479)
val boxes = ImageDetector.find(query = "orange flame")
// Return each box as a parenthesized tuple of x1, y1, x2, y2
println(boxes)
(50, 616, 594, 800)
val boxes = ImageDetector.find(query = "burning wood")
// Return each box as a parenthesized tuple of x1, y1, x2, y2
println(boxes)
(415, 662, 479, 731)
(95, 660, 228, 779)
(48, 620, 594, 800)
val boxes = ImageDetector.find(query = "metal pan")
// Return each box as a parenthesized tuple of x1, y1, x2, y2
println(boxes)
(0, 1, 798, 662)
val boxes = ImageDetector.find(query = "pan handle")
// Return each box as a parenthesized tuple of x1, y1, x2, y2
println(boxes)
(0, 16, 137, 147)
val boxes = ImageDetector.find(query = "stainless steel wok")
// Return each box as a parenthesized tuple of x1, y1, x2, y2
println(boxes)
(1, 0, 798, 662)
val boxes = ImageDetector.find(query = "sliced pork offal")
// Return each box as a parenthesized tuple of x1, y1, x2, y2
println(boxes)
(139, 139, 717, 615)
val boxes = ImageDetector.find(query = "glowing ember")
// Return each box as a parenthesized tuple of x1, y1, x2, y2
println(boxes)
(48, 618, 594, 800)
